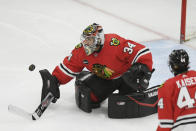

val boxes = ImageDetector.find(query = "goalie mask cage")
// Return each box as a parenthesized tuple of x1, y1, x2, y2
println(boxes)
(180, 0, 196, 43)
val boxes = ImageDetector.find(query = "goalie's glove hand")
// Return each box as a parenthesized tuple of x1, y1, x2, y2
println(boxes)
(40, 69, 60, 103)
(122, 63, 154, 92)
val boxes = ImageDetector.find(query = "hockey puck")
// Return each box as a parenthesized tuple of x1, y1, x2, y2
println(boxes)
(29, 64, 36, 71)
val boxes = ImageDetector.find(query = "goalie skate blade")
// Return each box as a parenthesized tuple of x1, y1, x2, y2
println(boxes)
(8, 104, 32, 120)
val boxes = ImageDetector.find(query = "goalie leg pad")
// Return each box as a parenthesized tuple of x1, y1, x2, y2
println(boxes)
(75, 83, 92, 113)
(75, 71, 101, 113)
(108, 92, 158, 118)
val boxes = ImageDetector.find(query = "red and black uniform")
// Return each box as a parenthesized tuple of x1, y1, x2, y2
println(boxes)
(52, 34, 153, 102)
(157, 70, 196, 131)
(53, 34, 152, 83)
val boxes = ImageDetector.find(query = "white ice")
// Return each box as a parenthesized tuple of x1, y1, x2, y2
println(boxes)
(0, 0, 196, 131)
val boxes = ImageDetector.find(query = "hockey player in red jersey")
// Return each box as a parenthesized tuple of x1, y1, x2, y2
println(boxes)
(40, 23, 155, 114)
(157, 49, 196, 131)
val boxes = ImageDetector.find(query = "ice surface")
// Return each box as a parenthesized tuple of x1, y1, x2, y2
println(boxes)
(0, 0, 196, 131)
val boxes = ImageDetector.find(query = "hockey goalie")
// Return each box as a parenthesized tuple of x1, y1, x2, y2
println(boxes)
(39, 23, 158, 118)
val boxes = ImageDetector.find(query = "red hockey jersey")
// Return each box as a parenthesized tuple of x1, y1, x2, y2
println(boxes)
(157, 70, 196, 131)
(52, 34, 153, 84)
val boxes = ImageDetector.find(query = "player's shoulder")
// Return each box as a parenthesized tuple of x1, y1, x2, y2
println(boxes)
(105, 33, 126, 46)
(71, 43, 85, 55)
(173, 70, 196, 80)
(105, 33, 123, 39)
(166, 76, 177, 86)
(74, 43, 83, 49)
(159, 76, 176, 91)
(73, 43, 84, 51)
(158, 81, 172, 96)
(187, 70, 196, 75)
(162, 70, 196, 87)
(104, 34, 147, 54)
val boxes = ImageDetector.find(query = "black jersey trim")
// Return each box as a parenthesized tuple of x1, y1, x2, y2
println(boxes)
(60, 63, 78, 77)
(160, 122, 174, 125)
(176, 116, 196, 123)
(172, 114, 196, 130)
(172, 121, 196, 130)
(132, 48, 150, 64)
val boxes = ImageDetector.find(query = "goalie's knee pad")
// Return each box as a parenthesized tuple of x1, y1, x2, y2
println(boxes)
(75, 83, 92, 113)
(108, 92, 158, 118)
(75, 71, 100, 113)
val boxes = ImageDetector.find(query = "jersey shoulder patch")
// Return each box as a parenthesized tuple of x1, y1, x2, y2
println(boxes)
(75, 43, 83, 49)
(110, 37, 120, 46)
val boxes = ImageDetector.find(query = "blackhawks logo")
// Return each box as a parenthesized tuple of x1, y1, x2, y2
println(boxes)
(110, 38, 120, 46)
(92, 64, 115, 79)
(75, 43, 83, 49)
(83, 25, 95, 35)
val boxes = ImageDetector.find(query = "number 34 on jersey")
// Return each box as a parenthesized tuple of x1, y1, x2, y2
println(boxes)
(123, 42, 136, 54)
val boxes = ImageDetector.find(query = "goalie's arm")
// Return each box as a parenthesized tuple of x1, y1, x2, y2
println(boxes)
(52, 47, 84, 84)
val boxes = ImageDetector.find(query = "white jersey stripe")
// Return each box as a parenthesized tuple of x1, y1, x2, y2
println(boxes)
(159, 124, 173, 129)
(132, 47, 150, 64)
(160, 119, 174, 123)
(58, 63, 80, 78)
(159, 114, 196, 130)
(133, 50, 150, 64)
(176, 113, 196, 121)
(173, 118, 196, 128)
(159, 119, 174, 129)
(58, 65, 75, 78)
(172, 113, 196, 129)
(61, 63, 80, 75)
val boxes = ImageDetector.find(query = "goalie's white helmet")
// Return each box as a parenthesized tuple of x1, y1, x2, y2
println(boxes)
(80, 23, 104, 55)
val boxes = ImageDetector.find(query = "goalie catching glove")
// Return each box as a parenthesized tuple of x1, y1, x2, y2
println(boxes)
(122, 63, 154, 92)
(40, 69, 60, 103)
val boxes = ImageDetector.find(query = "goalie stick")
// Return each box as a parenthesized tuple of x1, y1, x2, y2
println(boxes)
(8, 92, 54, 120)
(8, 85, 161, 120)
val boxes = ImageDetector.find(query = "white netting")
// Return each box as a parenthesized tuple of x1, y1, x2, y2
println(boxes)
(185, 0, 196, 40)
